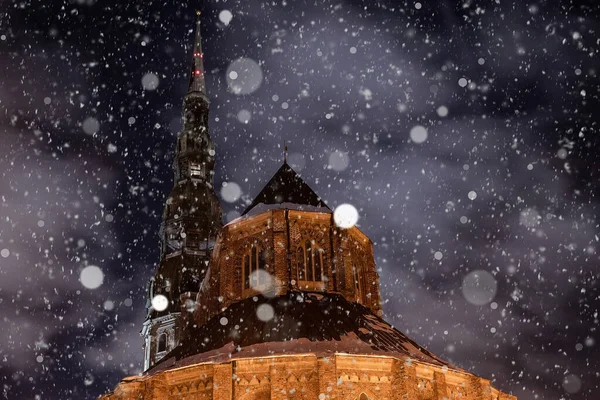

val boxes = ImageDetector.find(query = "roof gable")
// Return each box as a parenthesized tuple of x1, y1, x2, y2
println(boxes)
(242, 162, 329, 215)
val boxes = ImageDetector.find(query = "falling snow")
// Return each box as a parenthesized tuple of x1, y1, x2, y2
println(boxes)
(1, 1, 598, 399)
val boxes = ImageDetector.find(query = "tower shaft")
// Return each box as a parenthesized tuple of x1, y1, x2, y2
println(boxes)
(141, 12, 222, 371)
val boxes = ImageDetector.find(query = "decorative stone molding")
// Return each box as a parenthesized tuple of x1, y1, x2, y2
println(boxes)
(101, 354, 513, 400)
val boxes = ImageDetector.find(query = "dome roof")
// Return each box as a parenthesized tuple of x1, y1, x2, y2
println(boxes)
(148, 292, 456, 375)
(242, 162, 330, 216)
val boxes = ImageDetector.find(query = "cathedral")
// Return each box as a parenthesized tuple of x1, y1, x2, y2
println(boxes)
(100, 13, 515, 400)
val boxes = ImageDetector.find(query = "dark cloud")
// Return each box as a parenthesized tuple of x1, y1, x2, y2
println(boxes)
(1, 0, 598, 399)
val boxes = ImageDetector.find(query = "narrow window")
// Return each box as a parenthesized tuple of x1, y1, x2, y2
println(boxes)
(250, 245, 258, 288)
(305, 240, 313, 281)
(243, 243, 266, 292)
(314, 249, 322, 281)
(297, 246, 305, 281)
(259, 249, 267, 286)
(157, 333, 167, 353)
(243, 254, 250, 289)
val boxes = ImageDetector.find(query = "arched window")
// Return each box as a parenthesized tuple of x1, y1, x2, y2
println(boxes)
(243, 243, 267, 292)
(358, 393, 370, 400)
(314, 247, 322, 281)
(297, 240, 324, 284)
(305, 240, 313, 281)
(296, 247, 305, 281)
(157, 332, 167, 353)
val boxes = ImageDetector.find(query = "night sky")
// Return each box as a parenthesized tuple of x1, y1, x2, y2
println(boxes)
(1, 0, 599, 399)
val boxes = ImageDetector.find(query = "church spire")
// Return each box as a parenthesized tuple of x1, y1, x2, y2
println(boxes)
(141, 11, 222, 371)
(188, 11, 207, 96)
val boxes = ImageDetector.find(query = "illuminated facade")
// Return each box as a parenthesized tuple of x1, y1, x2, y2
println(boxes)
(101, 13, 515, 400)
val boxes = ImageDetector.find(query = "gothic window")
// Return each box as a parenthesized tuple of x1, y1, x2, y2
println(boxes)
(305, 240, 313, 281)
(243, 243, 267, 291)
(157, 332, 167, 353)
(190, 162, 203, 179)
(251, 245, 258, 287)
(296, 247, 305, 281)
(243, 254, 251, 289)
(259, 247, 267, 272)
(297, 240, 324, 283)
(357, 394, 370, 400)
(314, 247, 322, 281)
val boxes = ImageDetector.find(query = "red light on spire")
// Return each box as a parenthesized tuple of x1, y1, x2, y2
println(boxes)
(195, 70, 202, 76)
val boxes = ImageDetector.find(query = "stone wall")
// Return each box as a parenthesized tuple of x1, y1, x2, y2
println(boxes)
(100, 354, 515, 400)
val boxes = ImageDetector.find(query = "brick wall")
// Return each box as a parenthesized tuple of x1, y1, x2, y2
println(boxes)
(101, 354, 514, 400)
(192, 209, 382, 326)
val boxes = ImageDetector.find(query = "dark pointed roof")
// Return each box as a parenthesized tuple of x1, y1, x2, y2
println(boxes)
(148, 292, 456, 375)
(242, 162, 330, 215)
(187, 11, 208, 97)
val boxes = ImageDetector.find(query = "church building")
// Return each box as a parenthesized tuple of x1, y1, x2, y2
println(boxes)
(101, 13, 515, 400)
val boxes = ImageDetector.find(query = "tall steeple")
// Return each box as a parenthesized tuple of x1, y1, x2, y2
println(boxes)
(188, 11, 207, 97)
(141, 12, 223, 371)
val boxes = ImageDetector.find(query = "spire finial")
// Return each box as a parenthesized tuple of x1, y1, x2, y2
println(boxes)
(283, 141, 288, 164)
(188, 11, 207, 96)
